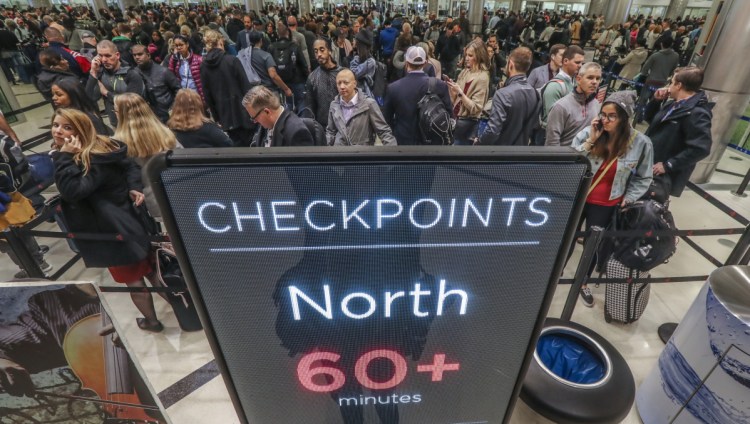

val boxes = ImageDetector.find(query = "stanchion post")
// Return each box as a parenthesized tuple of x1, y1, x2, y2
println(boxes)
(731, 167, 750, 198)
(560, 226, 604, 322)
(726, 224, 750, 265)
(4, 227, 45, 278)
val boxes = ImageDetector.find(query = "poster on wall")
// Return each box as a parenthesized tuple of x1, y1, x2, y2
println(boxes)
(150, 147, 590, 424)
(0, 281, 167, 424)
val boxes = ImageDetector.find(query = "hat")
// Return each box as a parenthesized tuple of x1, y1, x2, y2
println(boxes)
(248, 30, 263, 44)
(404, 46, 426, 65)
(355, 29, 373, 47)
(79, 30, 96, 40)
(604, 90, 637, 119)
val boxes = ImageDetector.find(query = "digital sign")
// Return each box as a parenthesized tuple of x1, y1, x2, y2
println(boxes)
(148, 147, 590, 424)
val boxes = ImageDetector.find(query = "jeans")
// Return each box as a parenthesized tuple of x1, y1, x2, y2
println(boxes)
(0, 51, 19, 83)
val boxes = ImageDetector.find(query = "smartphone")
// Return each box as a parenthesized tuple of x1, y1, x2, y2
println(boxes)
(595, 121, 603, 131)
(441, 74, 450, 82)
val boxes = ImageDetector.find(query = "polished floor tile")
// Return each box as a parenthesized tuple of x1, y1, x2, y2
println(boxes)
(2, 81, 749, 423)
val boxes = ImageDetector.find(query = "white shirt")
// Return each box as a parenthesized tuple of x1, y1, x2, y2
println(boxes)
(340, 92, 359, 122)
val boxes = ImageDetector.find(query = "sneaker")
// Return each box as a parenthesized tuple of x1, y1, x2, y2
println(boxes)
(580, 286, 595, 308)
(38, 245, 50, 255)
(13, 262, 53, 279)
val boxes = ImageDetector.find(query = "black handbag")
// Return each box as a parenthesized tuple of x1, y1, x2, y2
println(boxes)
(132, 203, 160, 235)
(641, 174, 672, 203)
(153, 245, 203, 332)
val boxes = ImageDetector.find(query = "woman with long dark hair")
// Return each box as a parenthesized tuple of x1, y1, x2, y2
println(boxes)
(51, 108, 163, 332)
(167, 34, 205, 102)
(50, 79, 111, 136)
(570, 91, 653, 307)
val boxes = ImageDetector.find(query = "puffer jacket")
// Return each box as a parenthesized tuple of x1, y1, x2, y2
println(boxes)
(168, 52, 205, 101)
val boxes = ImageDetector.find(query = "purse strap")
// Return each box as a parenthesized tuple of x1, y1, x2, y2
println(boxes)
(587, 130, 639, 196)
(587, 157, 618, 196)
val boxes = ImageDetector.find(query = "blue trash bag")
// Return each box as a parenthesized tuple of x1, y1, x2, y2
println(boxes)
(536, 333, 606, 384)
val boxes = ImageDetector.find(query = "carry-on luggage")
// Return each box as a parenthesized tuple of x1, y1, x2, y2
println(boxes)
(603, 257, 650, 324)
(153, 245, 203, 332)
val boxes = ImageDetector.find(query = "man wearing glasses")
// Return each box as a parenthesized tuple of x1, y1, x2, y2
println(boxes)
(242, 86, 314, 147)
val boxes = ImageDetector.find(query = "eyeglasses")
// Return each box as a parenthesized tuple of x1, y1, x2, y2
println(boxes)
(250, 108, 266, 122)
(599, 113, 619, 122)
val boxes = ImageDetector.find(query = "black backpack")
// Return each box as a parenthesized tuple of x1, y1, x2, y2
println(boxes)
(417, 78, 452, 145)
(0, 134, 28, 193)
(301, 117, 327, 146)
(271, 41, 298, 82)
(603, 200, 677, 272)
(370, 61, 388, 107)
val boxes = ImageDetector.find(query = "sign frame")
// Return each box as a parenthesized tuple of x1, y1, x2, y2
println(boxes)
(146, 146, 592, 424)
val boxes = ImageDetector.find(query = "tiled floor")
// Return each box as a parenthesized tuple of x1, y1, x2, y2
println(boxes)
(2, 81, 749, 424)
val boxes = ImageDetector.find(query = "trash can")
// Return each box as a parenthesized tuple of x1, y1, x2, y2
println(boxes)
(637, 265, 750, 423)
(521, 318, 635, 424)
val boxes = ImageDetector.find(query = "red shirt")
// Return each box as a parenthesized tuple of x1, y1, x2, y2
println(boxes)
(587, 159, 623, 206)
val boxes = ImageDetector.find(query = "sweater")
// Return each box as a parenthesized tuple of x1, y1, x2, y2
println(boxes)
(545, 90, 601, 147)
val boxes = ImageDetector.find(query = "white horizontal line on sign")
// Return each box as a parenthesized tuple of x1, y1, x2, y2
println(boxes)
(210, 241, 540, 253)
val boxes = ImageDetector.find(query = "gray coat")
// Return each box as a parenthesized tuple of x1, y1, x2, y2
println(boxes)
(326, 90, 397, 146)
(641, 48, 680, 83)
(479, 74, 541, 146)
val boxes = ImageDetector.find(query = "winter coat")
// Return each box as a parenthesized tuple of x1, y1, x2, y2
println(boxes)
(137, 61, 180, 122)
(645, 91, 713, 196)
(168, 52, 205, 101)
(35, 68, 79, 102)
(200, 48, 253, 131)
(85, 62, 145, 127)
(52, 140, 150, 268)
(478, 74, 541, 146)
(617, 47, 648, 81)
(326, 89, 397, 146)
(305, 64, 343, 127)
(453, 68, 490, 119)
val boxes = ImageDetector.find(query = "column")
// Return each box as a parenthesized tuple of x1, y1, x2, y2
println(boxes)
(604, 0, 634, 26)
(691, 0, 750, 183)
(89, 0, 109, 19)
(468, 0, 483, 36)
(588, 0, 607, 16)
(428, 0, 438, 16)
(666, 0, 689, 20)
(510, 0, 523, 12)
(298, 0, 311, 15)
(27, 0, 51, 7)
(118, 0, 141, 11)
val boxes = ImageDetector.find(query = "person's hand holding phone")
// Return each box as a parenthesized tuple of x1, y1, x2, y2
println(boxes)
(60, 136, 81, 154)
(590, 116, 604, 141)
(654, 86, 669, 101)
(90, 55, 101, 76)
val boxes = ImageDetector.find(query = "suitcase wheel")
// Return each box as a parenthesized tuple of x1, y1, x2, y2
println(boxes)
(604, 310, 612, 323)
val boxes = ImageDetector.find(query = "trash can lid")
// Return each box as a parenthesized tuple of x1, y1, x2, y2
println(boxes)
(709, 265, 750, 325)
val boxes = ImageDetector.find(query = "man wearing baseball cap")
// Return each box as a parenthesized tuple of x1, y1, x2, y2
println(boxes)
(383, 46, 452, 145)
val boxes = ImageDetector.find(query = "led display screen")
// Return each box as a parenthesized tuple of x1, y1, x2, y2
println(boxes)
(152, 149, 589, 424)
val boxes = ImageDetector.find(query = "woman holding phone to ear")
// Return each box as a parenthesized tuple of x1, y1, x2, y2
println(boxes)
(570, 91, 654, 307)
(51, 108, 163, 332)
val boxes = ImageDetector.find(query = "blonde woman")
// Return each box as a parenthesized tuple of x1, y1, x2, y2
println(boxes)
(168, 89, 232, 148)
(446, 40, 490, 145)
(51, 108, 163, 332)
(113, 93, 178, 220)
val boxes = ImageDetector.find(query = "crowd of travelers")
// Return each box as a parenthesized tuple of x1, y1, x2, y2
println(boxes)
(0, 3, 713, 327)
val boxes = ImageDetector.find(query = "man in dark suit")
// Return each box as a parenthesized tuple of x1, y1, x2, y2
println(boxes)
(242, 86, 314, 147)
(382, 46, 452, 146)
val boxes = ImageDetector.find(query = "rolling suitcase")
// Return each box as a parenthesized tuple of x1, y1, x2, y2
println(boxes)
(153, 245, 203, 332)
(603, 257, 650, 324)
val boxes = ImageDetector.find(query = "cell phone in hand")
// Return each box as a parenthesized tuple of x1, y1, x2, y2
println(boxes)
(595, 121, 603, 132)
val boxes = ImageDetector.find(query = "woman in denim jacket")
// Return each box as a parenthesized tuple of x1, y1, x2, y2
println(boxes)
(570, 90, 653, 307)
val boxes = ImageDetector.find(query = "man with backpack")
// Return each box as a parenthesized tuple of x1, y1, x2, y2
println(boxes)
(479, 47, 540, 146)
(536, 45, 584, 146)
(245, 31, 292, 101)
(269, 22, 308, 113)
(383, 46, 452, 145)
